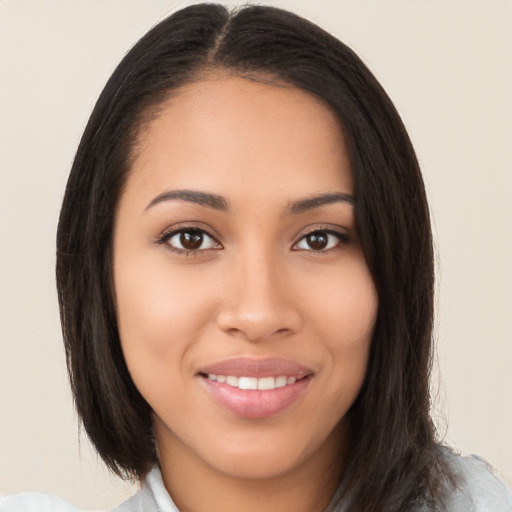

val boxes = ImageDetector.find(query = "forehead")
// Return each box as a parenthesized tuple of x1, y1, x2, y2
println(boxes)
(127, 74, 352, 204)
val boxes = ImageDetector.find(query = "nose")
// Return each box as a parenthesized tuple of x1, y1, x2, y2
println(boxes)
(216, 251, 302, 342)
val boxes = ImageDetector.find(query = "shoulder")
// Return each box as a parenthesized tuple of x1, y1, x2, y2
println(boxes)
(440, 447, 512, 512)
(112, 466, 178, 512)
(0, 492, 95, 512)
(0, 466, 173, 512)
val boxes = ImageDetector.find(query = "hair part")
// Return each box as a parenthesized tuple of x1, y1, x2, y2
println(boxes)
(57, 4, 457, 509)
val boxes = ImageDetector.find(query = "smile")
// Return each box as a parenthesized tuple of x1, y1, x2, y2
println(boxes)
(206, 374, 299, 390)
(199, 358, 313, 418)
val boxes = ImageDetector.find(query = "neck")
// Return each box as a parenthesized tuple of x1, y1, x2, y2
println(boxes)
(155, 419, 348, 512)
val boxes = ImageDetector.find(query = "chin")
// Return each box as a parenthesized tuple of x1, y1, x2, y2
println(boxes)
(206, 444, 309, 480)
(200, 420, 345, 482)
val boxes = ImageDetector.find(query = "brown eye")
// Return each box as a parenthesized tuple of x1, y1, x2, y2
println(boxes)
(165, 229, 219, 253)
(305, 233, 328, 250)
(180, 231, 203, 250)
(294, 230, 346, 252)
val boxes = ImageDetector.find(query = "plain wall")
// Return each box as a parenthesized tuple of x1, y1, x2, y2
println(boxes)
(1, 0, 511, 509)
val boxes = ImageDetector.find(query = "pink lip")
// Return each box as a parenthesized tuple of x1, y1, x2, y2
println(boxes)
(200, 357, 313, 378)
(199, 357, 313, 419)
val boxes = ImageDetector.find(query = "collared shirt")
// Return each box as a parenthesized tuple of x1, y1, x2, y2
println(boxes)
(2, 452, 512, 511)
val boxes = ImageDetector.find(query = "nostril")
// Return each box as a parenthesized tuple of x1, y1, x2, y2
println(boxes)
(215, 294, 302, 342)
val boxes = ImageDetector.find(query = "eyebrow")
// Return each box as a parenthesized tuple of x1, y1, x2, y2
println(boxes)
(288, 193, 355, 215)
(146, 189, 230, 211)
(145, 189, 355, 214)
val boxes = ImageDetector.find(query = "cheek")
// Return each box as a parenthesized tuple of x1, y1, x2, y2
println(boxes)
(330, 277, 377, 344)
(114, 255, 215, 373)
(301, 258, 377, 403)
(303, 258, 377, 346)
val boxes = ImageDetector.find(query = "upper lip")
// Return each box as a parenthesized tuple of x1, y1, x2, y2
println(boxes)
(199, 357, 314, 379)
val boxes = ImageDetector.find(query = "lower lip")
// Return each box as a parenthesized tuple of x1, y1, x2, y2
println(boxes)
(201, 376, 311, 419)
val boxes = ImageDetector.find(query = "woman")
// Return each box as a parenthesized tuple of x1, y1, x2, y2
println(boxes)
(2, 4, 511, 512)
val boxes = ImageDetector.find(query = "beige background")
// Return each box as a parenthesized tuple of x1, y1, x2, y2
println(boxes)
(1, 0, 511, 509)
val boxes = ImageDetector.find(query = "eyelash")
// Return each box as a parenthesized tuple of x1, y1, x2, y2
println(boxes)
(156, 226, 221, 256)
(156, 226, 351, 256)
(293, 228, 351, 253)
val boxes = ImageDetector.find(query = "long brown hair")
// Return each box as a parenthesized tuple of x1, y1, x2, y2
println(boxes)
(56, 4, 456, 510)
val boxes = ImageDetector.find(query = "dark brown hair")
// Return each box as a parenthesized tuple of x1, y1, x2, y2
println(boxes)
(56, 4, 455, 510)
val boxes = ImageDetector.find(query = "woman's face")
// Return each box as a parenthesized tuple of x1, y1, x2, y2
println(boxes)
(113, 75, 377, 482)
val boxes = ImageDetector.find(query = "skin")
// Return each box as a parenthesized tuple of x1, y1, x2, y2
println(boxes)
(113, 74, 378, 512)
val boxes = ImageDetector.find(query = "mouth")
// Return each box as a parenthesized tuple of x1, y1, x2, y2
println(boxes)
(198, 358, 314, 419)
(202, 373, 303, 390)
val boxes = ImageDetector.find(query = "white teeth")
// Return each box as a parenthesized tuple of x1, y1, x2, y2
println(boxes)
(275, 376, 287, 388)
(238, 377, 258, 390)
(206, 374, 301, 390)
(257, 377, 275, 390)
(226, 375, 239, 387)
